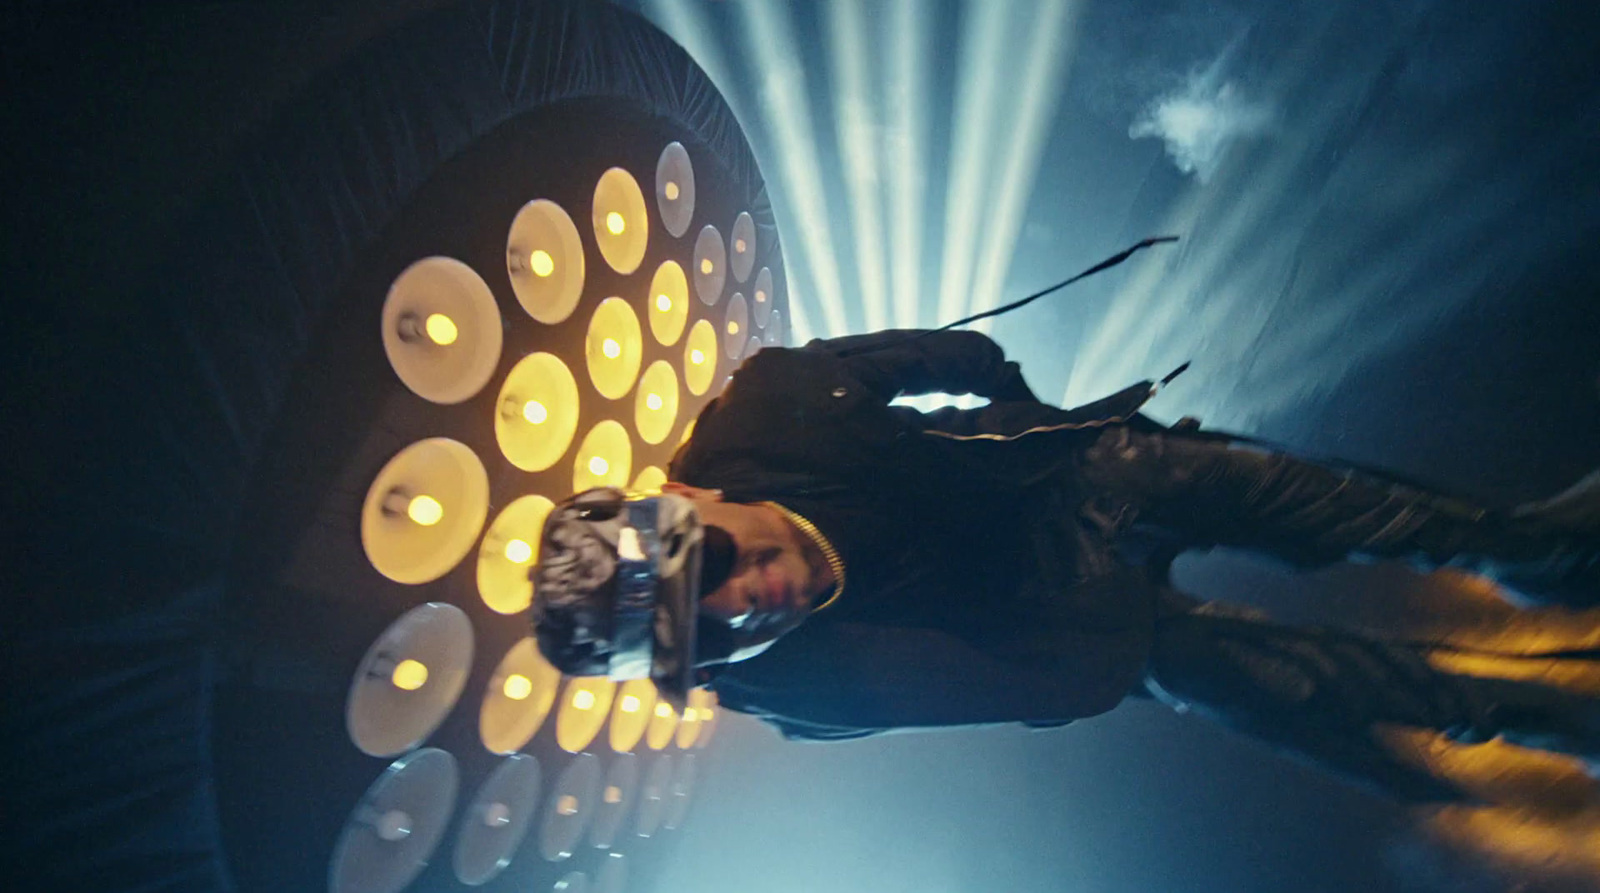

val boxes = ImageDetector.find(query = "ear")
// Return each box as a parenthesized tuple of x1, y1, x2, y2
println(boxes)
(662, 482, 724, 502)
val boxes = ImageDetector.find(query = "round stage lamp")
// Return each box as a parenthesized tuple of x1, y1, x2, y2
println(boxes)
(554, 871, 589, 893)
(479, 637, 563, 754)
(381, 257, 503, 404)
(556, 676, 617, 754)
(507, 199, 585, 324)
(634, 754, 673, 839)
(595, 853, 628, 893)
(646, 260, 689, 346)
(678, 418, 695, 448)
(632, 361, 680, 446)
(588, 752, 638, 850)
(630, 466, 666, 495)
(585, 298, 643, 400)
(346, 602, 474, 757)
(571, 420, 632, 494)
(607, 678, 657, 753)
(745, 336, 762, 361)
(361, 438, 489, 585)
(723, 292, 749, 360)
(683, 320, 717, 397)
(539, 752, 601, 861)
(645, 699, 678, 751)
(692, 225, 727, 306)
(477, 495, 556, 614)
(330, 748, 459, 893)
(592, 168, 649, 275)
(729, 211, 755, 283)
(688, 689, 719, 749)
(495, 353, 580, 472)
(655, 142, 696, 238)
(452, 754, 543, 886)
(663, 753, 697, 831)
(765, 308, 784, 346)
(752, 266, 774, 327)
(674, 701, 703, 749)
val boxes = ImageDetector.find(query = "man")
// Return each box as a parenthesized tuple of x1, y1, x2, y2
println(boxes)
(535, 329, 1600, 799)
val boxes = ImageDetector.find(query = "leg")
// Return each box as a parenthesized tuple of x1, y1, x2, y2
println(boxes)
(1077, 425, 1599, 604)
(1144, 606, 1600, 800)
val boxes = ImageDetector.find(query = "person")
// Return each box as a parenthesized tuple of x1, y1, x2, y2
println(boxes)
(534, 328, 1600, 800)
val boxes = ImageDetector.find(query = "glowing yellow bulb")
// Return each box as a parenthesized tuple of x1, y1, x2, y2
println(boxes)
(424, 313, 458, 345)
(557, 794, 579, 816)
(701, 710, 712, 722)
(530, 249, 554, 277)
(601, 338, 621, 359)
(522, 400, 548, 424)
(573, 689, 596, 711)
(664, 181, 680, 201)
(656, 294, 672, 312)
(503, 673, 534, 700)
(700, 258, 713, 275)
(756, 289, 766, 303)
(645, 393, 663, 411)
(655, 703, 672, 718)
(391, 659, 429, 691)
(727, 320, 740, 335)
(606, 212, 626, 235)
(689, 349, 705, 366)
(588, 456, 609, 476)
(683, 708, 697, 722)
(734, 238, 747, 253)
(604, 785, 622, 804)
(620, 695, 641, 713)
(503, 538, 533, 564)
(406, 495, 443, 526)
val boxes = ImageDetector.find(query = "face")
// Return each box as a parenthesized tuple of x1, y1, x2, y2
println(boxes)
(662, 483, 831, 661)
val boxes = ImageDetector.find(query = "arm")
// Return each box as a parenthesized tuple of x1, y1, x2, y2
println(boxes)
(806, 329, 1039, 403)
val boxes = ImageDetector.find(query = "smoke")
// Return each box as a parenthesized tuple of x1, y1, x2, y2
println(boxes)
(1129, 52, 1274, 181)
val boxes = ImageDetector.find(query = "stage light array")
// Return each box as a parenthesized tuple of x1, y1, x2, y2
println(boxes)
(338, 139, 782, 893)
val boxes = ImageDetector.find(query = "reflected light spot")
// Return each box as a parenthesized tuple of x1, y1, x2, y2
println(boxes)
(620, 695, 641, 713)
(727, 321, 740, 335)
(645, 393, 663, 411)
(655, 703, 672, 718)
(483, 803, 511, 827)
(557, 794, 579, 816)
(700, 258, 713, 275)
(602, 338, 621, 359)
(756, 290, 766, 303)
(573, 689, 597, 710)
(406, 495, 443, 526)
(522, 400, 548, 425)
(424, 313, 458, 346)
(604, 786, 622, 804)
(689, 349, 705, 366)
(682, 708, 697, 722)
(606, 212, 626, 235)
(530, 249, 554, 278)
(656, 294, 672, 312)
(391, 659, 429, 691)
(502, 673, 533, 700)
(588, 456, 609, 476)
(503, 538, 533, 564)
(664, 181, 680, 201)
(734, 238, 747, 254)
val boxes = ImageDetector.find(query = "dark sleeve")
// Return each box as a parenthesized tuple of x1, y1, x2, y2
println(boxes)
(806, 329, 1039, 402)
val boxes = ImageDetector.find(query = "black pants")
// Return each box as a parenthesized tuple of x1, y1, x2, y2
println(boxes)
(1078, 425, 1600, 799)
